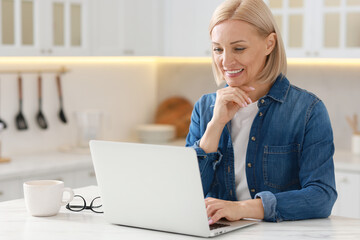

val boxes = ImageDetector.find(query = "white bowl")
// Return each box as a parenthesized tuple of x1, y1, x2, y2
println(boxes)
(136, 124, 176, 144)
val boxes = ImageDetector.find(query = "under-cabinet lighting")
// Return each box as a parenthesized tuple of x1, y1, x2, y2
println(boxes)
(288, 58, 360, 66)
(0, 57, 359, 65)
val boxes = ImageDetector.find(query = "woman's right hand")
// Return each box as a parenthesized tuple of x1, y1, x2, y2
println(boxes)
(212, 86, 255, 127)
(199, 85, 255, 153)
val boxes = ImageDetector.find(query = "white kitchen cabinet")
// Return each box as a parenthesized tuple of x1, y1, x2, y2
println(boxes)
(163, 0, 223, 57)
(265, 0, 360, 58)
(0, 0, 90, 56)
(91, 0, 163, 56)
(332, 171, 360, 219)
(73, 168, 97, 188)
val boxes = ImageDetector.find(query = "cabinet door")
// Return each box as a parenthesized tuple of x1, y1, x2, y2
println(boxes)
(318, 0, 360, 58)
(0, 0, 40, 55)
(91, 0, 124, 56)
(163, 0, 223, 56)
(332, 171, 360, 219)
(44, 0, 90, 56)
(122, 0, 163, 56)
(265, 0, 311, 57)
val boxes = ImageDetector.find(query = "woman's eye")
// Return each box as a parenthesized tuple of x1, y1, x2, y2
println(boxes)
(213, 48, 223, 53)
(235, 47, 245, 51)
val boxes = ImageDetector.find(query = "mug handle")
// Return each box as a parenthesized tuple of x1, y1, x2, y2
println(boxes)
(61, 187, 74, 206)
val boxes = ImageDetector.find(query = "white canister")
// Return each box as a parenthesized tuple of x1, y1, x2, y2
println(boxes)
(75, 110, 104, 148)
(351, 134, 360, 154)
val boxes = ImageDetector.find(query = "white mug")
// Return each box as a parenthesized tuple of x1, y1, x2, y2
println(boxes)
(23, 180, 74, 217)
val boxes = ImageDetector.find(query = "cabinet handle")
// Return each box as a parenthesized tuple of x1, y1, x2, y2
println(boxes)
(0, 191, 3, 196)
(48, 49, 53, 54)
(123, 49, 134, 55)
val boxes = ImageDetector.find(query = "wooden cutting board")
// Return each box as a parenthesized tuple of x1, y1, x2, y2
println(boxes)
(155, 97, 193, 138)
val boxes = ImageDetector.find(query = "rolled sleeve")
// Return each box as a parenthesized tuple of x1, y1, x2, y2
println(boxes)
(255, 191, 281, 222)
(192, 139, 223, 170)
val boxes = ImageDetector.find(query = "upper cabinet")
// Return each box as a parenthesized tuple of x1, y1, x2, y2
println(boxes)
(91, 0, 163, 56)
(163, 0, 223, 57)
(0, 0, 359, 57)
(265, 0, 360, 58)
(0, 0, 89, 56)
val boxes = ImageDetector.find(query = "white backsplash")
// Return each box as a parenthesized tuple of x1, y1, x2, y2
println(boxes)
(0, 59, 158, 156)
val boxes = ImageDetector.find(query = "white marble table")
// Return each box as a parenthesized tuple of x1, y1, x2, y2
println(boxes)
(1, 186, 360, 240)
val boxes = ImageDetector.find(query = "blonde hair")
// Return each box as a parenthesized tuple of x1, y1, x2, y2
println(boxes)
(209, 0, 287, 85)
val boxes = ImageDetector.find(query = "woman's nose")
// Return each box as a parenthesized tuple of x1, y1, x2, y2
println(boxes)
(222, 51, 237, 68)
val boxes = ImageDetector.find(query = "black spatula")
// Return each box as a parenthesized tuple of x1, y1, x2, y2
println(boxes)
(15, 75, 28, 130)
(36, 75, 48, 129)
(56, 74, 67, 124)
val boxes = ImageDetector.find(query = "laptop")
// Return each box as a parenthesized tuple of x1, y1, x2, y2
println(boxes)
(89, 140, 257, 237)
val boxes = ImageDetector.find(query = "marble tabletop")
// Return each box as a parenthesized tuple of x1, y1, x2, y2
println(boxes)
(1, 186, 360, 240)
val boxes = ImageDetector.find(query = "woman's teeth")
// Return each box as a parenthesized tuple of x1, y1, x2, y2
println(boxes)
(226, 69, 244, 74)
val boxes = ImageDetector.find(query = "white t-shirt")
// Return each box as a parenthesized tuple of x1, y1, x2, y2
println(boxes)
(231, 101, 258, 201)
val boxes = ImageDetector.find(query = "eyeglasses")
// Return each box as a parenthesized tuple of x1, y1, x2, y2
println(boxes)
(66, 195, 104, 213)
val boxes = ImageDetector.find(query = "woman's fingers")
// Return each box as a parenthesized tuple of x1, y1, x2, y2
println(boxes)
(209, 209, 226, 225)
(219, 86, 253, 106)
(205, 198, 242, 225)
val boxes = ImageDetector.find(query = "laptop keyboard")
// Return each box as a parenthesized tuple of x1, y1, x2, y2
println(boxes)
(209, 223, 230, 230)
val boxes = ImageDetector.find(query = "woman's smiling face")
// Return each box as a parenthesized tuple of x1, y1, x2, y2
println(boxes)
(211, 19, 273, 88)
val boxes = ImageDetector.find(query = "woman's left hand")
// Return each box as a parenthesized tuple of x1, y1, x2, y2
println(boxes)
(205, 197, 242, 224)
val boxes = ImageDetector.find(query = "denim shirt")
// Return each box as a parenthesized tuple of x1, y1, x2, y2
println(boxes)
(185, 75, 337, 222)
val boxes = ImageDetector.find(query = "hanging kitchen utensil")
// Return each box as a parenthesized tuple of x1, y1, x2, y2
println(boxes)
(36, 75, 48, 129)
(0, 78, 7, 129)
(15, 75, 28, 130)
(56, 74, 67, 123)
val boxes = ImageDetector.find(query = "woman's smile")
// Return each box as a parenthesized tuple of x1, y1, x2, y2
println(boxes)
(225, 68, 244, 78)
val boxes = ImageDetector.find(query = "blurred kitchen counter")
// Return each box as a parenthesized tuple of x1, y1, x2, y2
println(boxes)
(334, 150, 360, 173)
(0, 150, 96, 202)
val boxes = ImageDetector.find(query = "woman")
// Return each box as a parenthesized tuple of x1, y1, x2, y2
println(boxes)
(186, 0, 337, 224)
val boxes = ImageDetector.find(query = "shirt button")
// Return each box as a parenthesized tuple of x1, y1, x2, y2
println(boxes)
(251, 189, 256, 193)
(251, 136, 256, 141)
(259, 112, 263, 117)
(230, 190, 233, 196)
(247, 163, 252, 168)
(260, 99, 265, 104)
(228, 166, 231, 173)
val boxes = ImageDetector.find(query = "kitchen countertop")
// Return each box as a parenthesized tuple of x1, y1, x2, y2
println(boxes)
(0, 150, 93, 181)
(0, 147, 359, 182)
(334, 150, 360, 173)
(1, 185, 359, 240)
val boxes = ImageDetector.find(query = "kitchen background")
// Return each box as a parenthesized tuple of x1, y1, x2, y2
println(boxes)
(0, 0, 360, 218)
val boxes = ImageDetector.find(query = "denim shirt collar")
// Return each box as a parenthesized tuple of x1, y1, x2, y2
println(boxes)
(265, 74, 290, 103)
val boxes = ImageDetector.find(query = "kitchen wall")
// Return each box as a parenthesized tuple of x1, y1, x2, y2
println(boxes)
(0, 57, 358, 157)
(0, 58, 158, 156)
(157, 59, 360, 152)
